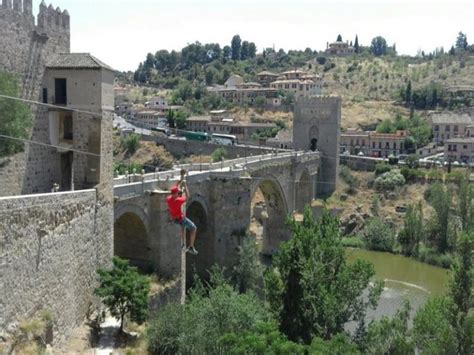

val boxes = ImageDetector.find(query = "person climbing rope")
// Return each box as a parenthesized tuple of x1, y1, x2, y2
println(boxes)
(166, 170, 198, 255)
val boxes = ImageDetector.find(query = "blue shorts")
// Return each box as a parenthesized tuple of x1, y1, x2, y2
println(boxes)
(174, 217, 196, 231)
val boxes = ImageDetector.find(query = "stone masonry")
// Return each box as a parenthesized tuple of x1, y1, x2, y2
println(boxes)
(293, 96, 341, 195)
(0, 1, 114, 347)
(0, 0, 70, 196)
(0, 190, 112, 345)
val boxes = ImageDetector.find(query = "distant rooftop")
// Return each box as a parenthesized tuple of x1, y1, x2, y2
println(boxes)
(430, 113, 473, 125)
(257, 70, 278, 76)
(446, 137, 474, 143)
(47, 53, 115, 71)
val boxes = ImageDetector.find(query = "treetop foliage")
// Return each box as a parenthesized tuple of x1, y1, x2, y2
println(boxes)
(266, 207, 383, 344)
(0, 71, 32, 157)
(95, 257, 150, 332)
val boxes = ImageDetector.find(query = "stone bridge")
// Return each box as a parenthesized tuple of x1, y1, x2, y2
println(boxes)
(113, 151, 320, 281)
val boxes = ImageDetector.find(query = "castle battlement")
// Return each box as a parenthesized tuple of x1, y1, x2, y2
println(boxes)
(0, 1, 69, 30)
(297, 95, 342, 105)
(37, 1, 69, 29)
(1, 0, 32, 15)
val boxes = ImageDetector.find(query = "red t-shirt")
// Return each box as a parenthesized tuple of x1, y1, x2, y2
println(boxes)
(166, 195, 186, 220)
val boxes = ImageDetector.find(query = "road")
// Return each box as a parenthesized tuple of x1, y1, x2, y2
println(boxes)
(113, 115, 152, 135)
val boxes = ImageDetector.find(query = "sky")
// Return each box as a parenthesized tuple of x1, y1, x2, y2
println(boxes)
(34, 0, 473, 71)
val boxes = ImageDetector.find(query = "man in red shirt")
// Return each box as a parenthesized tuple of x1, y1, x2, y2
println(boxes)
(166, 180, 198, 255)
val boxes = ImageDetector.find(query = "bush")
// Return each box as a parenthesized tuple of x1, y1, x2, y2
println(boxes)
(413, 296, 457, 353)
(341, 236, 365, 248)
(211, 147, 227, 162)
(405, 154, 419, 168)
(374, 163, 391, 176)
(147, 271, 270, 354)
(339, 165, 359, 194)
(400, 167, 424, 183)
(374, 170, 405, 191)
(316, 56, 327, 65)
(417, 245, 453, 268)
(122, 133, 140, 155)
(361, 218, 395, 252)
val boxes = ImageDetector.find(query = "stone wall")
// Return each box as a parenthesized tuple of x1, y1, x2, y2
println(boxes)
(0, 189, 113, 346)
(0, 0, 70, 197)
(141, 134, 282, 159)
(339, 154, 382, 171)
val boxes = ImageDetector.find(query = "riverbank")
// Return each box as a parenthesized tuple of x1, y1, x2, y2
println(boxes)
(342, 237, 455, 268)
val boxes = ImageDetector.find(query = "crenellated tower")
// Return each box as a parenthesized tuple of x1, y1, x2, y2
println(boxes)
(293, 96, 341, 196)
(0, 0, 71, 196)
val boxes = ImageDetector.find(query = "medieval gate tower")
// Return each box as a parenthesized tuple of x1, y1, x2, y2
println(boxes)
(293, 96, 341, 196)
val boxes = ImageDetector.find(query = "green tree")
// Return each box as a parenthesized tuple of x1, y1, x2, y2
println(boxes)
(174, 111, 188, 129)
(95, 257, 150, 332)
(223, 45, 232, 62)
(241, 40, 250, 60)
(147, 271, 270, 355)
(265, 208, 383, 344)
(414, 296, 458, 353)
(231, 34, 242, 60)
(407, 114, 432, 148)
(449, 232, 473, 354)
(455, 32, 468, 50)
(354, 34, 360, 53)
(310, 333, 360, 354)
(405, 80, 412, 105)
(405, 154, 419, 168)
(122, 133, 140, 155)
(398, 202, 424, 256)
(219, 321, 306, 354)
(370, 36, 388, 56)
(211, 147, 227, 162)
(414, 232, 473, 354)
(0, 71, 32, 157)
(248, 42, 257, 58)
(376, 118, 395, 133)
(426, 183, 452, 253)
(360, 302, 414, 354)
(254, 95, 266, 109)
(231, 236, 263, 294)
(457, 175, 474, 231)
(166, 109, 176, 128)
(362, 217, 395, 252)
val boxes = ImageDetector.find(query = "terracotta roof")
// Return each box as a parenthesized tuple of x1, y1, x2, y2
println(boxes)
(47, 53, 115, 71)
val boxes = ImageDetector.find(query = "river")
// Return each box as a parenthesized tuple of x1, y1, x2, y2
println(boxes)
(346, 248, 451, 325)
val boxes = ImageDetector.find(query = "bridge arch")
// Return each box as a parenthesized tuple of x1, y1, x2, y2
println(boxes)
(114, 204, 151, 271)
(185, 197, 214, 283)
(295, 168, 313, 213)
(250, 175, 289, 255)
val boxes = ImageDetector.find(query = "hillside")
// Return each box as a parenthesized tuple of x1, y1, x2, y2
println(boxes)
(120, 49, 473, 131)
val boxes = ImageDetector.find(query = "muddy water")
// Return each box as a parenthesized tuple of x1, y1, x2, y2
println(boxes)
(346, 248, 450, 323)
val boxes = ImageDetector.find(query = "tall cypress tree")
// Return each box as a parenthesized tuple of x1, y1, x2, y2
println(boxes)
(354, 35, 360, 53)
(405, 80, 412, 106)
